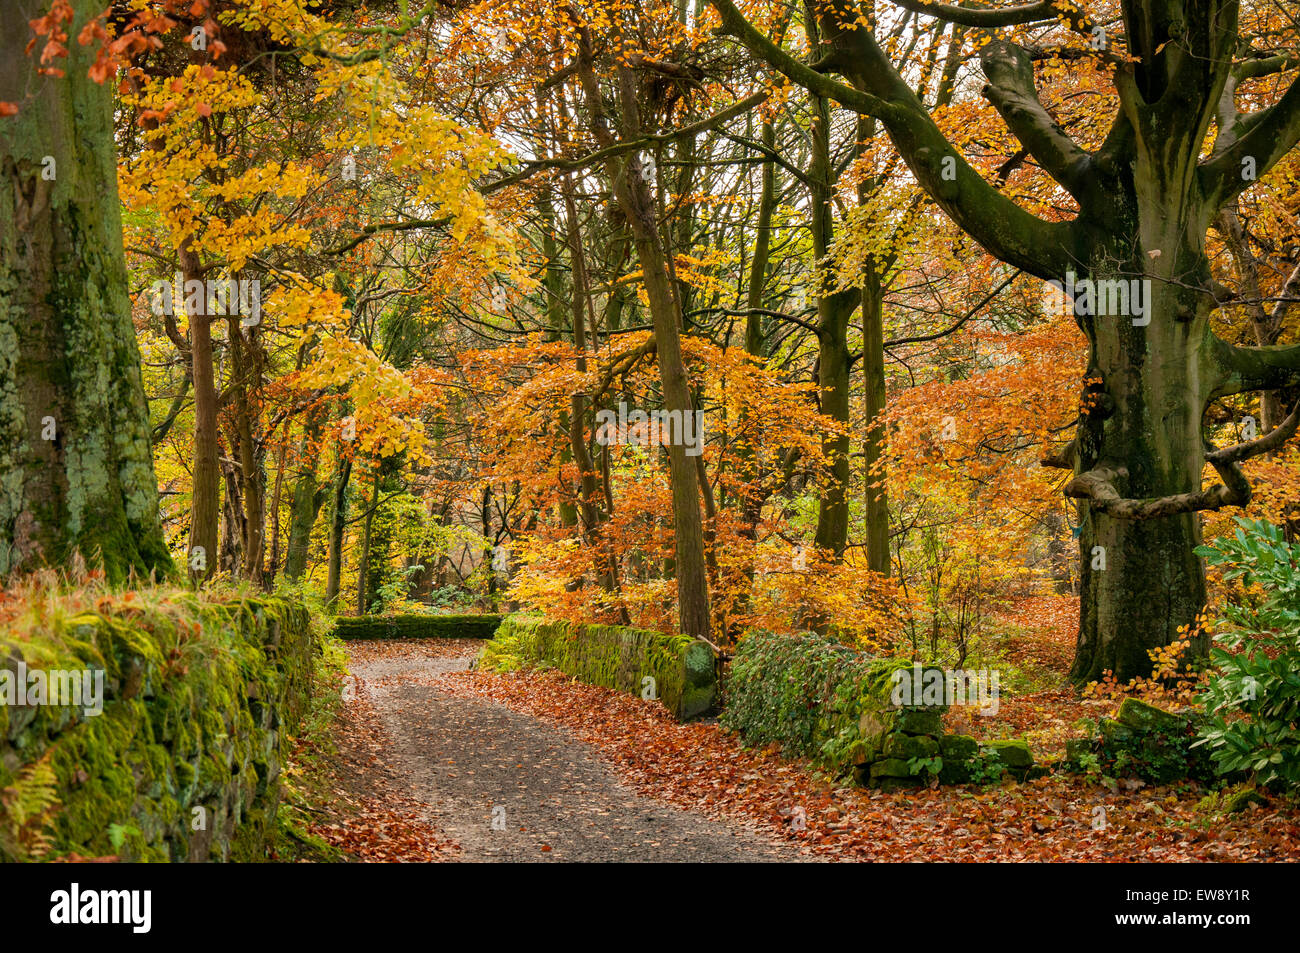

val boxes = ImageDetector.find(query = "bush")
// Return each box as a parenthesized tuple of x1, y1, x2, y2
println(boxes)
(721, 631, 1036, 788)
(1194, 518, 1300, 789)
(331, 613, 502, 640)
(1065, 698, 1215, 784)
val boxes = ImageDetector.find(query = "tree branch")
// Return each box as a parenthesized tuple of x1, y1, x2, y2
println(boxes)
(710, 0, 1083, 280)
(1200, 73, 1300, 209)
(1065, 402, 1300, 519)
(1208, 333, 1300, 399)
(1064, 464, 1248, 519)
(979, 39, 1099, 204)
(882, 269, 1020, 347)
(886, 0, 1056, 28)
(1207, 402, 1300, 464)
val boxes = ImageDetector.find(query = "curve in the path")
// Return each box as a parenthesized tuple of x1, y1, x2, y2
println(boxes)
(349, 647, 801, 862)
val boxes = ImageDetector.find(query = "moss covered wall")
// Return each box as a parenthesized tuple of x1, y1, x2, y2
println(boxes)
(0, 594, 313, 861)
(721, 631, 1036, 790)
(477, 615, 716, 720)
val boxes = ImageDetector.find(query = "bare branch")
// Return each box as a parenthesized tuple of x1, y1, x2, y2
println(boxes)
(1207, 402, 1300, 465)
(887, 0, 1055, 27)
(710, 0, 1082, 280)
(1064, 464, 1248, 519)
(979, 39, 1099, 204)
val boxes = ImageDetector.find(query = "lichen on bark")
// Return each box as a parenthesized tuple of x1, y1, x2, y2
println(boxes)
(0, 0, 172, 582)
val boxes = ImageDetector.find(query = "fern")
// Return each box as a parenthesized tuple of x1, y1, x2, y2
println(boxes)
(0, 752, 61, 861)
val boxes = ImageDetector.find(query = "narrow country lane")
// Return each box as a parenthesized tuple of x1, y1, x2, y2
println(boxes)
(344, 641, 804, 862)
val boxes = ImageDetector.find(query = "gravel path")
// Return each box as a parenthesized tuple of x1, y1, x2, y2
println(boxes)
(348, 642, 800, 862)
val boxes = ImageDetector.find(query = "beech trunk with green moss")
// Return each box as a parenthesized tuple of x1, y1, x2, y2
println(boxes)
(0, 0, 171, 582)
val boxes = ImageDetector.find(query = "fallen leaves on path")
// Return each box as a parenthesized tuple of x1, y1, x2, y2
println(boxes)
(951, 595, 1111, 756)
(303, 665, 461, 863)
(439, 662, 1300, 862)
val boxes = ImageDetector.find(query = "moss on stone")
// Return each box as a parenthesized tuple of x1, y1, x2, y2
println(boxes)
(0, 590, 313, 862)
(894, 708, 944, 737)
(884, 733, 940, 761)
(983, 739, 1034, 769)
(478, 614, 716, 719)
(869, 758, 915, 780)
(1116, 697, 1184, 733)
(939, 733, 979, 762)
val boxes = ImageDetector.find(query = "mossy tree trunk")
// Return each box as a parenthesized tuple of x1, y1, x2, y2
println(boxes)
(1068, 248, 1215, 682)
(854, 110, 892, 578)
(0, 0, 171, 582)
(283, 407, 326, 582)
(325, 452, 351, 608)
(861, 261, 890, 576)
(806, 58, 857, 561)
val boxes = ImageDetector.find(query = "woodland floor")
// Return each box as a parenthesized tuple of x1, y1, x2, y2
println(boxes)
(300, 600, 1300, 863)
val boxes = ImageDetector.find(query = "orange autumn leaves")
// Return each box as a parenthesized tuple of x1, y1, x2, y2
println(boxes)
(450, 332, 898, 646)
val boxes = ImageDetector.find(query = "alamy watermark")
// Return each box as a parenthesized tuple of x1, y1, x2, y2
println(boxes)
(148, 272, 262, 326)
(0, 662, 105, 716)
(594, 402, 707, 457)
(890, 664, 1000, 716)
(1045, 269, 1152, 326)
(50, 883, 150, 933)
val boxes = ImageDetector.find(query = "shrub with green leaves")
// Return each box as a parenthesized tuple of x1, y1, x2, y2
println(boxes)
(332, 613, 502, 640)
(1065, 699, 1215, 784)
(1194, 518, 1300, 789)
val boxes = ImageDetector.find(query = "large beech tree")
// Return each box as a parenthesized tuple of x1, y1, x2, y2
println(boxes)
(713, 0, 1300, 680)
(0, 0, 171, 581)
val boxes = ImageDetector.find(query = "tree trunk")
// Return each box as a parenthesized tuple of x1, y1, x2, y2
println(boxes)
(807, 76, 856, 560)
(574, 45, 712, 639)
(219, 454, 244, 575)
(861, 262, 890, 575)
(481, 483, 496, 600)
(325, 453, 351, 608)
(1069, 253, 1213, 682)
(265, 421, 289, 587)
(181, 244, 220, 583)
(0, 0, 171, 581)
(355, 463, 384, 614)
(284, 410, 326, 582)
(745, 121, 775, 356)
(615, 162, 712, 638)
(227, 314, 265, 586)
